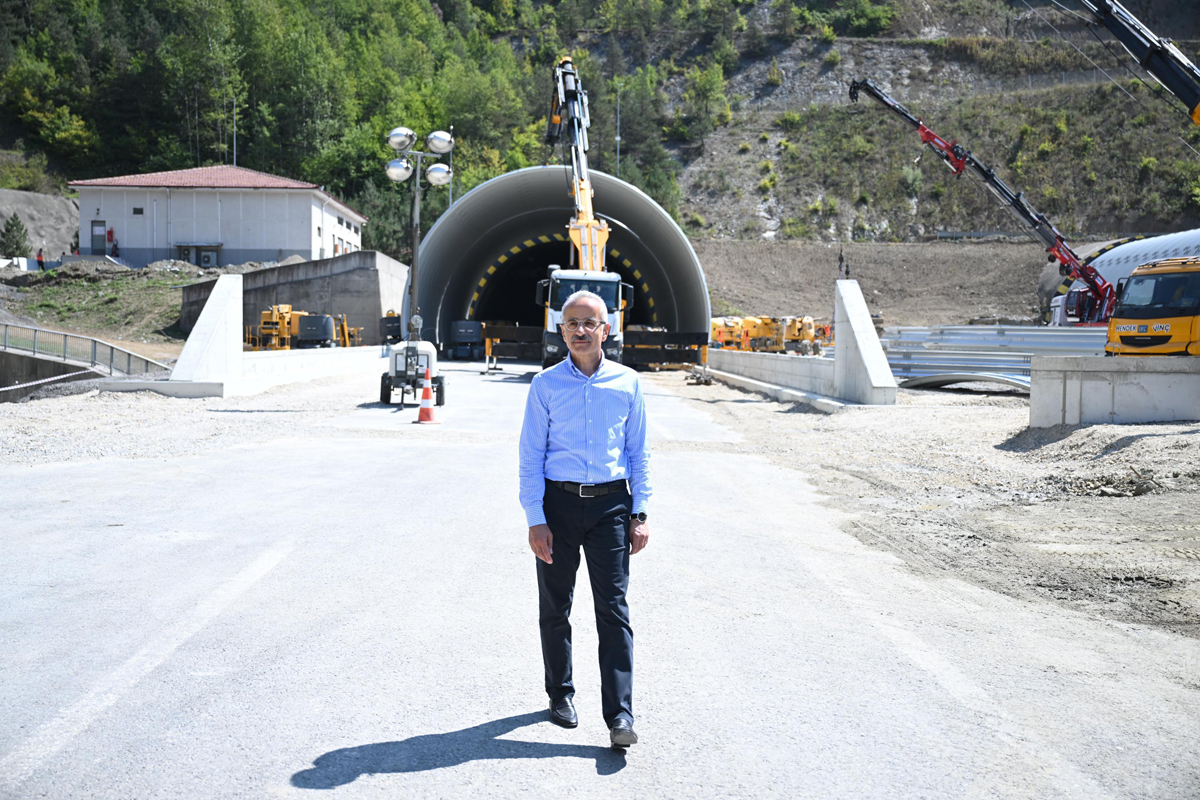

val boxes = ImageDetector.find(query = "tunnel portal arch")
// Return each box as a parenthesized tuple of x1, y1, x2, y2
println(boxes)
(417, 167, 709, 345)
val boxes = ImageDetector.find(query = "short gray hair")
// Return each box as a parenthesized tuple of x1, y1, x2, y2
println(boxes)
(562, 289, 607, 316)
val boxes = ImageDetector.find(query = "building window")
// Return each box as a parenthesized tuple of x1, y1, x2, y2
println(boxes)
(317, 226, 322, 237)
(337, 216, 344, 227)
(354, 225, 359, 235)
(132, 207, 144, 215)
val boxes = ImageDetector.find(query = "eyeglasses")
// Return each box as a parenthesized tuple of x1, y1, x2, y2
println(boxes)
(562, 318, 604, 332)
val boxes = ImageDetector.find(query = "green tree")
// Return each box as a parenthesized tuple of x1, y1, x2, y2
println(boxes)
(683, 63, 727, 146)
(1, 212, 31, 258)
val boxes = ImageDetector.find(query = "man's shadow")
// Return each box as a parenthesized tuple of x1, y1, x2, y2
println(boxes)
(290, 711, 625, 788)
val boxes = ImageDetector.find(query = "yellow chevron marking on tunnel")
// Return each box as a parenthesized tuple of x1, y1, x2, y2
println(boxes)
(641, 283, 649, 293)
(472, 292, 479, 302)
(554, 233, 565, 241)
(524, 239, 535, 248)
(610, 249, 620, 257)
(498, 255, 508, 264)
(622, 259, 631, 268)
(652, 313, 657, 323)
(510, 246, 522, 254)
(478, 278, 487, 287)
(632, 270, 641, 280)
(487, 265, 497, 275)
(648, 297, 655, 308)
(539, 236, 551, 243)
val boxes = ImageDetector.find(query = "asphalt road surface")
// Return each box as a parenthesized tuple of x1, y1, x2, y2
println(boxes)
(3, 362, 1199, 798)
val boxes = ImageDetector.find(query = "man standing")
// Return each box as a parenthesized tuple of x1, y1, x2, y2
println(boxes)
(36, 248, 44, 272)
(518, 290, 650, 748)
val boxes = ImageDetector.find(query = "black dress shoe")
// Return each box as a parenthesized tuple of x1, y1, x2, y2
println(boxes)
(549, 697, 578, 728)
(609, 719, 638, 747)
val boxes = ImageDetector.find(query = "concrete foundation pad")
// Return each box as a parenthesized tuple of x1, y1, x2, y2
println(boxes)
(1030, 355, 1200, 427)
(99, 379, 229, 398)
(703, 367, 847, 413)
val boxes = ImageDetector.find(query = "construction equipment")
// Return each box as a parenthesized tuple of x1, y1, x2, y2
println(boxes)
(1079, 0, 1200, 126)
(1106, 256, 1200, 356)
(536, 58, 710, 370)
(380, 310, 405, 345)
(784, 316, 828, 355)
(710, 317, 746, 349)
(246, 305, 308, 350)
(740, 316, 785, 352)
(445, 320, 485, 361)
(849, 78, 1117, 326)
(537, 58, 634, 368)
(381, 339, 446, 407)
(247, 305, 361, 349)
(333, 315, 363, 348)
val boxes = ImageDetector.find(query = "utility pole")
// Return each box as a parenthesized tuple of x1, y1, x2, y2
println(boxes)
(615, 80, 622, 178)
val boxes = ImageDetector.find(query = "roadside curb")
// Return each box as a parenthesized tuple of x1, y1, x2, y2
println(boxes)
(702, 367, 848, 414)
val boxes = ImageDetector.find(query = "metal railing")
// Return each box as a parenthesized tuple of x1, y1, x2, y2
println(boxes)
(1, 323, 169, 376)
(880, 325, 1109, 389)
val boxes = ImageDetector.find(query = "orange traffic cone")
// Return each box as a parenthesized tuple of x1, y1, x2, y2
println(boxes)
(414, 367, 440, 424)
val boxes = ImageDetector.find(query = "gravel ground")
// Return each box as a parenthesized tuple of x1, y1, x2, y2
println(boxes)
(5, 370, 1197, 641)
(653, 373, 1200, 640)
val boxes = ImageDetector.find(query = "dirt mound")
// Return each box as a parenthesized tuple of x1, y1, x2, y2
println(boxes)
(695, 239, 1060, 326)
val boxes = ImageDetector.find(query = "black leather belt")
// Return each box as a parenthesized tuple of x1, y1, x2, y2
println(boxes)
(547, 479, 628, 498)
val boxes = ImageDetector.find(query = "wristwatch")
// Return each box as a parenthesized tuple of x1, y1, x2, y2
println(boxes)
(632, 512, 648, 522)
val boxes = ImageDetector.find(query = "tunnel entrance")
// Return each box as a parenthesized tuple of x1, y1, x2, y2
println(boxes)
(417, 167, 709, 346)
(468, 235, 657, 329)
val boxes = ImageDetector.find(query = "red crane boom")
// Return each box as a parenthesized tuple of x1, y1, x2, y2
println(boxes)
(849, 78, 1117, 323)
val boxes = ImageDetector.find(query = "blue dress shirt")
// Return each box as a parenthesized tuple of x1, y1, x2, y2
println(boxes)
(518, 354, 651, 527)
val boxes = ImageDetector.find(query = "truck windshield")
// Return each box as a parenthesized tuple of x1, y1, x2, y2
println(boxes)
(552, 279, 618, 311)
(1116, 272, 1200, 319)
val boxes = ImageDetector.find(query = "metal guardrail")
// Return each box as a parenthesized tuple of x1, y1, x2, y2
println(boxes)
(880, 325, 1109, 389)
(1, 323, 169, 377)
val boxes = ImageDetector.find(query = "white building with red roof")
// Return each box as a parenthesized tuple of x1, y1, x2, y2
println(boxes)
(70, 166, 368, 269)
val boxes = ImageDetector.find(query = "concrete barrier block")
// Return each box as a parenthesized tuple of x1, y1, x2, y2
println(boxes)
(1030, 356, 1200, 427)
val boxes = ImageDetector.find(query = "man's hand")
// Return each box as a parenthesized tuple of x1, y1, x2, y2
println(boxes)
(629, 519, 650, 555)
(529, 524, 554, 564)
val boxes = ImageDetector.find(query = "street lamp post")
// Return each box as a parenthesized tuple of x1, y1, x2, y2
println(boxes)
(385, 126, 454, 342)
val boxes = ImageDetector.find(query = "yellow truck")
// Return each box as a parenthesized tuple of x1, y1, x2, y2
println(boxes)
(1106, 257, 1200, 356)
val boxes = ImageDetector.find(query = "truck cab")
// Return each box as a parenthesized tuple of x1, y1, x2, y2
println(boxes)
(536, 267, 633, 369)
(1106, 257, 1200, 356)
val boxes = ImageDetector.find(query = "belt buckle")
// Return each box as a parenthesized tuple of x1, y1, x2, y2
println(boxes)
(578, 483, 596, 498)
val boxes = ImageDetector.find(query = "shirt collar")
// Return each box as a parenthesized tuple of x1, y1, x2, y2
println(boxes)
(566, 351, 607, 380)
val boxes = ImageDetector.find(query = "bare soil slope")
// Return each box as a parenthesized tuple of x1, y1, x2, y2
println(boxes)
(695, 239, 1052, 325)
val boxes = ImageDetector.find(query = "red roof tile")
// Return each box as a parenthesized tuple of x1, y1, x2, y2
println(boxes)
(70, 165, 319, 190)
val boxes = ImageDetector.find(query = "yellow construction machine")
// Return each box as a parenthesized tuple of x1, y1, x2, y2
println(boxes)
(740, 316, 785, 352)
(247, 305, 361, 350)
(710, 317, 745, 350)
(783, 316, 830, 355)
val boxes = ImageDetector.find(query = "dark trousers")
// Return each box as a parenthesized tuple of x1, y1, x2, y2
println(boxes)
(538, 479, 634, 726)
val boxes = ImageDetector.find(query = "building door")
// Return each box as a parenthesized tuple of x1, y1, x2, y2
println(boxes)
(90, 221, 106, 255)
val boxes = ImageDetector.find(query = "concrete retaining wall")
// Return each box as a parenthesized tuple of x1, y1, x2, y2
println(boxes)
(0, 352, 98, 402)
(181, 251, 409, 346)
(708, 349, 836, 396)
(1030, 356, 1200, 427)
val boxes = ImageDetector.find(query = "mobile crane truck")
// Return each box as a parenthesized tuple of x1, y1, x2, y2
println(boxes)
(537, 57, 634, 369)
(536, 57, 707, 370)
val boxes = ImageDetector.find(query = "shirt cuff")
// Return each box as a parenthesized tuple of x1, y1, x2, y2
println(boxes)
(632, 497, 649, 515)
(524, 505, 548, 527)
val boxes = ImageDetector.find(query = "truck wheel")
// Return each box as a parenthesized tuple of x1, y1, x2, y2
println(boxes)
(436, 383, 446, 406)
(380, 373, 392, 404)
